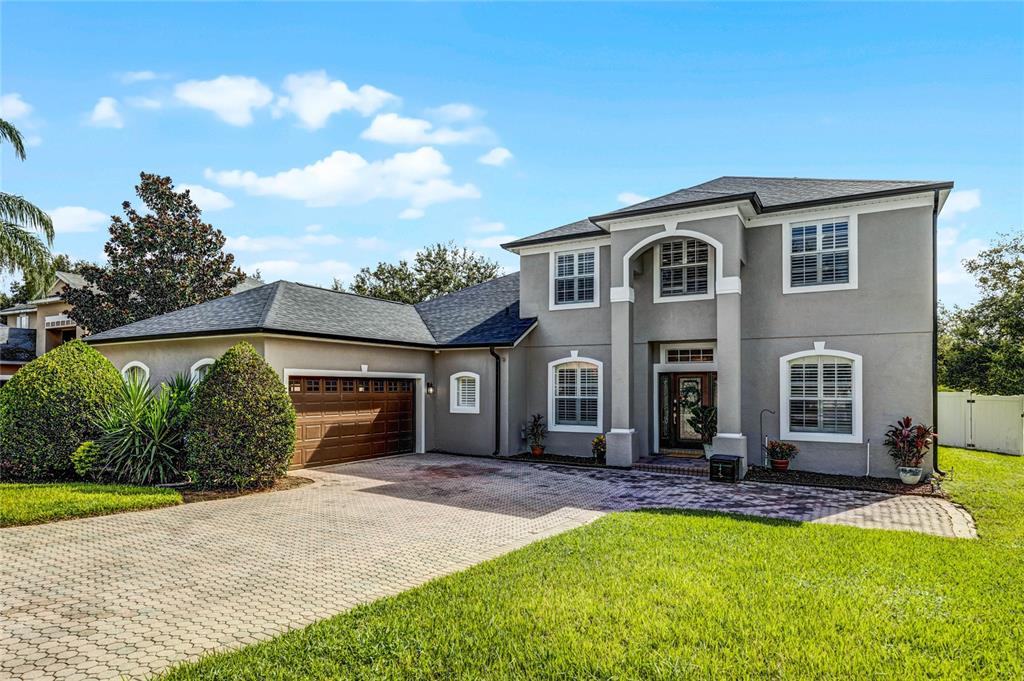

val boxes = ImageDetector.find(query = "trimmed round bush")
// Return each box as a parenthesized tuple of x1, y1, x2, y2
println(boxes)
(184, 342, 296, 489)
(0, 340, 123, 481)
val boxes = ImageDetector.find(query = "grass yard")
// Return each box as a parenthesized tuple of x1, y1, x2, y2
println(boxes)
(0, 482, 182, 527)
(163, 447, 1024, 680)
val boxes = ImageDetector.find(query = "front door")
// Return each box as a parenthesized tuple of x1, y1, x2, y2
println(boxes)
(659, 372, 715, 450)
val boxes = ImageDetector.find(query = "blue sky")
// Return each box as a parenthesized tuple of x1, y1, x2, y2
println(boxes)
(2, 2, 1021, 307)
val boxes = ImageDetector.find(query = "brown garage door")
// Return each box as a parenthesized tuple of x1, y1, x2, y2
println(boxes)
(288, 376, 415, 468)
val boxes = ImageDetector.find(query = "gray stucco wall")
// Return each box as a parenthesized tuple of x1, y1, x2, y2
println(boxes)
(432, 349, 497, 456)
(94, 335, 267, 388)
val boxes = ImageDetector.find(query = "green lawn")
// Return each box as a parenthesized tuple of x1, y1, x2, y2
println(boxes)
(163, 447, 1023, 680)
(0, 482, 182, 527)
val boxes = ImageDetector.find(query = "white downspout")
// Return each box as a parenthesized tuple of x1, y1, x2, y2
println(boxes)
(865, 439, 871, 477)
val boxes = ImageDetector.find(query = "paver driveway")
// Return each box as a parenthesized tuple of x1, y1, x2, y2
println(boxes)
(0, 453, 974, 680)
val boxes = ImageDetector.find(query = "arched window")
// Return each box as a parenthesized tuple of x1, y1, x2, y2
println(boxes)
(779, 343, 862, 443)
(548, 354, 603, 433)
(450, 371, 480, 414)
(121, 361, 150, 384)
(190, 358, 216, 383)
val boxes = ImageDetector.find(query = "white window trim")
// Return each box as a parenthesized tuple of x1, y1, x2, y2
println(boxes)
(190, 358, 216, 382)
(779, 342, 863, 443)
(782, 213, 858, 294)
(121, 361, 150, 384)
(659, 342, 717, 369)
(17, 314, 30, 329)
(547, 353, 603, 433)
(549, 246, 600, 311)
(654, 240, 715, 303)
(449, 371, 480, 414)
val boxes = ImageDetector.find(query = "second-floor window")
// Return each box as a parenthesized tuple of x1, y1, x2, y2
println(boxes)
(553, 249, 596, 306)
(790, 218, 850, 288)
(658, 239, 709, 299)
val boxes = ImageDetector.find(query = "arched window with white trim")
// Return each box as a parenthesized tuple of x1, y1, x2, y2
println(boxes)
(450, 371, 480, 414)
(190, 358, 216, 383)
(121, 361, 150, 384)
(548, 355, 603, 433)
(780, 343, 862, 443)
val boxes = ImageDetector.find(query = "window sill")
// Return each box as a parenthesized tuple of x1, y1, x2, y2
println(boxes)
(653, 292, 714, 303)
(781, 430, 862, 444)
(782, 281, 858, 295)
(549, 424, 602, 434)
(549, 301, 600, 311)
(450, 406, 480, 415)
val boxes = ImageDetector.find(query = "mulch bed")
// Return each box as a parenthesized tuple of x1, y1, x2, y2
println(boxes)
(503, 451, 606, 468)
(745, 466, 943, 497)
(171, 475, 314, 503)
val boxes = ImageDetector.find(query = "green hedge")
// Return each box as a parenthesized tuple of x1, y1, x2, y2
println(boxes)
(184, 342, 296, 489)
(0, 341, 123, 481)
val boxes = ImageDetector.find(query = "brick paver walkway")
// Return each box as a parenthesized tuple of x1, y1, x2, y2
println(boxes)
(0, 454, 974, 680)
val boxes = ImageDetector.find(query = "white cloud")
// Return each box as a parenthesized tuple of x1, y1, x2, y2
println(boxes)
(48, 206, 108, 233)
(355, 237, 387, 250)
(617, 191, 650, 205)
(361, 113, 494, 145)
(241, 258, 355, 286)
(941, 189, 981, 218)
(87, 97, 124, 128)
(0, 93, 33, 120)
(426, 103, 481, 122)
(273, 71, 398, 130)
(304, 224, 323, 233)
(398, 208, 425, 220)
(174, 75, 273, 126)
(175, 183, 234, 211)
(119, 70, 162, 84)
(126, 96, 163, 110)
(467, 234, 518, 249)
(205, 146, 480, 210)
(478, 147, 513, 167)
(226, 232, 343, 253)
(470, 221, 506, 233)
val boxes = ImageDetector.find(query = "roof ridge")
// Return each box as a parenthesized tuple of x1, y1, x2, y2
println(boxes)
(284, 279, 418, 308)
(710, 175, 940, 184)
(256, 281, 284, 327)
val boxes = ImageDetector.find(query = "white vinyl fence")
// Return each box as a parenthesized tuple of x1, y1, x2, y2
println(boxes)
(938, 391, 1024, 456)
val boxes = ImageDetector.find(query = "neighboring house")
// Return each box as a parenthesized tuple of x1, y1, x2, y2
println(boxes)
(0, 272, 263, 380)
(84, 176, 953, 478)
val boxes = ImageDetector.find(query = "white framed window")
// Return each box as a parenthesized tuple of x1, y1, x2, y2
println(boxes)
(121, 361, 150, 384)
(549, 247, 599, 310)
(449, 371, 480, 414)
(782, 215, 858, 294)
(655, 239, 713, 303)
(779, 343, 862, 443)
(661, 343, 715, 364)
(190, 358, 216, 383)
(16, 314, 30, 329)
(547, 354, 602, 433)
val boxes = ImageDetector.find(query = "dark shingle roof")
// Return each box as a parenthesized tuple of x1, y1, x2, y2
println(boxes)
(86, 276, 536, 349)
(0, 328, 36, 362)
(508, 176, 953, 249)
(0, 303, 36, 315)
(501, 218, 606, 250)
(415, 273, 535, 346)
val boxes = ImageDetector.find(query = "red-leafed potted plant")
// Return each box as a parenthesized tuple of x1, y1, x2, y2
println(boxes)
(884, 416, 936, 485)
(527, 413, 547, 457)
(766, 440, 799, 471)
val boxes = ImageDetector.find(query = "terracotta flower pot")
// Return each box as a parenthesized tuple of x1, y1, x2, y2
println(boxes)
(531, 445, 545, 457)
(770, 458, 790, 471)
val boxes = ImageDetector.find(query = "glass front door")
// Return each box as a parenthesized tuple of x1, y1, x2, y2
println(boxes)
(659, 372, 716, 449)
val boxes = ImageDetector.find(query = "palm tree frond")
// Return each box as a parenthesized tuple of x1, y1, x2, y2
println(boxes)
(0, 221, 52, 280)
(0, 192, 54, 243)
(0, 118, 26, 160)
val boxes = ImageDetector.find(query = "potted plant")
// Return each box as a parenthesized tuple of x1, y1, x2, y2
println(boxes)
(884, 416, 936, 484)
(686, 404, 718, 458)
(526, 413, 547, 457)
(766, 440, 799, 471)
(591, 434, 606, 460)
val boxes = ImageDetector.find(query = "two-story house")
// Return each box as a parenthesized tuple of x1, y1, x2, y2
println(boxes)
(84, 176, 953, 478)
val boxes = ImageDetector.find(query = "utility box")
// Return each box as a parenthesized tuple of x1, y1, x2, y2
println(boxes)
(709, 454, 743, 483)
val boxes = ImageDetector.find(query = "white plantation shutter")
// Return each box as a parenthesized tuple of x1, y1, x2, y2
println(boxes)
(553, 362, 599, 426)
(788, 356, 854, 434)
(790, 219, 850, 287)
(450, 372, 480, 413)
(659, 239, 709, 297)
(554, 249, 596, 305)
(457, 376, 477, 409)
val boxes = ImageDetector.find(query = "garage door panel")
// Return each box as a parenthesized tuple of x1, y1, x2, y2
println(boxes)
(289, 376, 415, 468)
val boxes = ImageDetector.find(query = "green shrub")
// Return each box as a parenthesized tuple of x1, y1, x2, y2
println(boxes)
(71, 441, 102, 479)
(184, 342, 295, 489)
(0, 341, 122, 481)
(96, 373, 192, 485)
